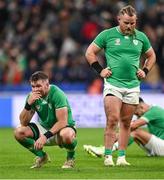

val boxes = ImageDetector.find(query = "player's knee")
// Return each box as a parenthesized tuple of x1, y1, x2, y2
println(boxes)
(106, 115, 119, 129)
(104, 131, 116, 139)
(60, 129, 75, 144)
(122, 122, 131, 129)
(14, 127, 26, 140)
(131, 130, 139, 139)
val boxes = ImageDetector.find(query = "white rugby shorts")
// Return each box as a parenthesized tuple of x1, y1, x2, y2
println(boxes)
(103, 82, 140, 105)
(144, 135, 164, 156)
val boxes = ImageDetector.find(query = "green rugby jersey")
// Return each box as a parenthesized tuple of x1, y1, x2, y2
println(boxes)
(27, 85, 75, 129)
(93, 26, 151, 88)
(141, 106, 164, 139)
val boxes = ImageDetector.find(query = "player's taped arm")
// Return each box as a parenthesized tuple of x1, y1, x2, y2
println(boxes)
(142, 67, 149, 76)
(91, 61, 103, 74)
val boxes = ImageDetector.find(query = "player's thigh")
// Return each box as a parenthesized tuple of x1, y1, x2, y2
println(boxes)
(104, 95, 122, 119)
(131, 129, 151, 145)
(121, 103, 137, 123)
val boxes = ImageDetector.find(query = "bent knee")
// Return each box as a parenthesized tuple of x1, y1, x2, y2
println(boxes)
(60, 128, 75, 144)
(14, 127, 25, 140)
(14, 126, 32, 140)
(131, 130, 140, 139)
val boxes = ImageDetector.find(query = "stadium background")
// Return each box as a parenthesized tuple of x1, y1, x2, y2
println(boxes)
(0, 0, 163, 128)
(0, 1, 164, 179)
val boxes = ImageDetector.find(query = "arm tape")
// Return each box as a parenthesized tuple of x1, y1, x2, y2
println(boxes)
(142, 67, 149, 75)
(91, 61, 103, 74)
(44, 131, 54, 139)
(24, 102, 32, 111)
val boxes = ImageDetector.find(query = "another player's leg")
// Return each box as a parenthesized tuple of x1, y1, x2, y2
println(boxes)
(14, 123, 50, 168)
(116, 103, 136, 166)
(104, 95, 122, 166)
(59, 127, 77, 169)
(131, 129, 153, 156)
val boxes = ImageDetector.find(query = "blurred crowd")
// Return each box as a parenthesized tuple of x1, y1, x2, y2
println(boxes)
(0, 0, 163, 92)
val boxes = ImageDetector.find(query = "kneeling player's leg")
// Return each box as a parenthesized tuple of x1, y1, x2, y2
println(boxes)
(58, 127, 77, 168)
(14, 123, 46, 158)
(59, 127, 77, 159)
(131, 129, 151, 146)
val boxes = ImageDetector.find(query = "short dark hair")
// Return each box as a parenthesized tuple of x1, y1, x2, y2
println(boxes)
(30, 71, 48, 82)
(118, 5, 137, 17)
(139, 97, 144, 103)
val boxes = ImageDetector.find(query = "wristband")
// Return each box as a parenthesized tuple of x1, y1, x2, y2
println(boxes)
(91, 61, 103, 74)
(24, 102, 31, 111)
(142, 67, 149, 75)
(44, 131, 54, 139)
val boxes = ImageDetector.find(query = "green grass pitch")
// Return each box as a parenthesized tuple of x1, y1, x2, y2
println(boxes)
(1, 128, 164, 179)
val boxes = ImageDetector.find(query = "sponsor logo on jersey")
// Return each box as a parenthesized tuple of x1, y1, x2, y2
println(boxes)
(133, 39, 138, 45)
(115, 38, 121, 45)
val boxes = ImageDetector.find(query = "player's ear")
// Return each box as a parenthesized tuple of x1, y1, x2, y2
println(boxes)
(117, 15, 121, 22)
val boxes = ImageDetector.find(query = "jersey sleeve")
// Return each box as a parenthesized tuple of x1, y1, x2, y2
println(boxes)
(141, 33, 151, 54)
(93, 30, 108, 49)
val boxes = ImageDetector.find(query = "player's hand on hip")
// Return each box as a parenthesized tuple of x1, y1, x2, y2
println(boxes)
(100, 68, 112, 78)
(136, 68, 146, 79)
(34, 135, 47, 150)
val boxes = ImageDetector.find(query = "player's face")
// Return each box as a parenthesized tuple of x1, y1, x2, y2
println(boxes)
(31, 79, 49, 97)
(118, 13, 137, 35)
(134, 103, 144, 117)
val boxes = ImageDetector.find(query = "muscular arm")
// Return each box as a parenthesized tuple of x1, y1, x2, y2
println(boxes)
(85, 43, 112, 78)
(85, 42, 102, 65)
(130, 118, 147, 131)
(137, 48, 156, 79)
(50, 107, 68, 134)
(19, 91, 41, 126)
(143, 47, 156, 71)
(19, 109, 35, 126)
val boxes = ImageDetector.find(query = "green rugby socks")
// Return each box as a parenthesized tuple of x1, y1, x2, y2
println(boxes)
(62, 139, 77, 159)
(105, 149, 112, 156)
(18, 137, 46, 157)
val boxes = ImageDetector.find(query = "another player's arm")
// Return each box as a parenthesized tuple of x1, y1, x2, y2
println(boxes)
(85, 43, 112, 78)
(130, 118, 147, 131)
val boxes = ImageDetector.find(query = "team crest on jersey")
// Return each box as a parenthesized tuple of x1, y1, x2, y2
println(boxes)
(35, 105, 41, 111)
(115, 38, 121, 45)
(133, 39, 138, 45)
